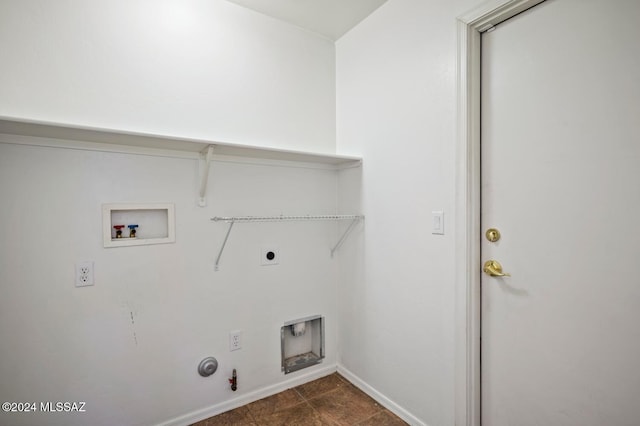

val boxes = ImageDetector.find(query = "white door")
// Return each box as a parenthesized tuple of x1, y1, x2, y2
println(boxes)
(481, 1, 640, 425)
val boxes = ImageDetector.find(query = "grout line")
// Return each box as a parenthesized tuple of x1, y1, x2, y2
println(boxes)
(244, 405, 258, 425)
(292, 387, 306, 401)
(201, 373, 383, 426)
(305, 398, 344, 426)
(295, 375, 348, 425)
(335, 372, 349, 383)
(353, 409, 386, 426)
(302, 385, 343, 403)
(302, 399, 320, 418)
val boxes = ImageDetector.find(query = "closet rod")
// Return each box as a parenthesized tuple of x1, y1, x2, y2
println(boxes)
(211, 214, 363, 223)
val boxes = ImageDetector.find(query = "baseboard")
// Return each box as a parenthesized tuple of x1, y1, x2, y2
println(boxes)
(337, 364, 426, 426)
(157, 364, 338, 426)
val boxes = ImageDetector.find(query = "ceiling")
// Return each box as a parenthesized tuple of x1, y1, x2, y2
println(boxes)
(225, 0, 388, 41)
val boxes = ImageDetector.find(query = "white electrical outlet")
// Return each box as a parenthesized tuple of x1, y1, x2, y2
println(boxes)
(229, 330, 242, 351)
(261, 246, 279, 266)
(75, 261, 94, 287)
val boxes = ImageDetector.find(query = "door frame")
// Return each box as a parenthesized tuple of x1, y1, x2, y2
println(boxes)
(454, 1, 545, 425)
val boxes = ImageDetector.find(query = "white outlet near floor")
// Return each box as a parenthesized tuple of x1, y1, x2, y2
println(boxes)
(229, 330, 242, 351)
(75, 261, 94, 287)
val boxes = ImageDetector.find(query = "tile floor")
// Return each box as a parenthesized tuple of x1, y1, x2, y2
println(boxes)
(191, 373, 407, 425)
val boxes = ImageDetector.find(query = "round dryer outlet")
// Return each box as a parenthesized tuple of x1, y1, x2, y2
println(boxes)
(261, 246, 279, 266)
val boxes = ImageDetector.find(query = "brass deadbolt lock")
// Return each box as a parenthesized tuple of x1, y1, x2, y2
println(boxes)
(485, 228, 501, 242)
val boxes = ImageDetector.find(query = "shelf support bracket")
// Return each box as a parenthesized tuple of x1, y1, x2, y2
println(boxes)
(198, 145, 215, 207)
(330, 217, 362, 257)
(214, 220, 235, 271)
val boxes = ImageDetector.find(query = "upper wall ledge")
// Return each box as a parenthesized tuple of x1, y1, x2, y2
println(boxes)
(0, 116, 361, 169)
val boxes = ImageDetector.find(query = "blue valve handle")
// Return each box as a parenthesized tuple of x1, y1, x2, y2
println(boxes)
(128, 225, 139, 229)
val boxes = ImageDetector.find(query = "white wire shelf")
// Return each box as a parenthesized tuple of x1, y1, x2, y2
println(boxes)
(210, 214, 364, 270)
(211, 214, 363, 223)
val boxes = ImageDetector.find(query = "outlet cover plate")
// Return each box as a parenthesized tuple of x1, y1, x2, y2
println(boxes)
(261, 246, 279, 266)
(75, 261, 94, 287)
(229, 330, 242, 351)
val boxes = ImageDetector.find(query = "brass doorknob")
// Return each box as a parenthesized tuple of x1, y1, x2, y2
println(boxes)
(483, 260, 511, 277)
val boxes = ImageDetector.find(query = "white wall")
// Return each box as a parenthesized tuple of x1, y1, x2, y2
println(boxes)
(0, 143, 342, 426)
(0, 0, 496, 424)
(336, 0, 477, 424)
(0, 1, 342, 424)
(0, 0, 336, 153)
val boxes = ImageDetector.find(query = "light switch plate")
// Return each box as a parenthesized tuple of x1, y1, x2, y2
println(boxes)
(432, 211, 444, 235)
